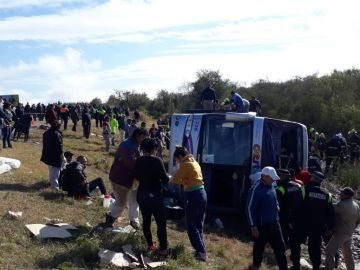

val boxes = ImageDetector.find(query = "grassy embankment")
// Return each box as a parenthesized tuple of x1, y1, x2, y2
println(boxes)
(0, 119, 284, 270)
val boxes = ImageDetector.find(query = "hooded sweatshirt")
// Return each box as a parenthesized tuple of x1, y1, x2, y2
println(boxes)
(172, 155, 204, 191)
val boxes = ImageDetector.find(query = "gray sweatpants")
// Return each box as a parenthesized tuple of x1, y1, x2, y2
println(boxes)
(48, 165, 60, 189)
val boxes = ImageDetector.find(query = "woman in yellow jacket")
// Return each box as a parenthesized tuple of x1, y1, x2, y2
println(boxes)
(171, 146, 207, 261)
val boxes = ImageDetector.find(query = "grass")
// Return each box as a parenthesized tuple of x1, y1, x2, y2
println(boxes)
(0, 119, 279, 270)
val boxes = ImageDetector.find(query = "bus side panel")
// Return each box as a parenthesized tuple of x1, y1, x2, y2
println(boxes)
(302, 125, 309, 169)
(183, 115, 203, 160)
(251, 117, 264, 174)
(168, 114, 189, 175)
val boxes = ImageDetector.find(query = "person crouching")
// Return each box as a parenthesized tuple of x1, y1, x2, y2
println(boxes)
(60, 155, 107, 199)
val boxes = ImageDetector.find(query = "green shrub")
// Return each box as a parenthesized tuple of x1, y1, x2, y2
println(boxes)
(76, 236, 99, 265)
(337, 166, 360, 190)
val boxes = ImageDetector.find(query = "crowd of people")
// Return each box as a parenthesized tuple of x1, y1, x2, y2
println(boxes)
(307, 127, 360, 173)
(247, 166, 360, 270)
(39, 120, 207, 261)
(200, 84, 262, 114)
(1, 93, 360, 269)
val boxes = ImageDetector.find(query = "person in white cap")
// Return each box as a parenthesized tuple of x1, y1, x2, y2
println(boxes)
(246, 166, 288, 270)
(325, 187, 360, 270)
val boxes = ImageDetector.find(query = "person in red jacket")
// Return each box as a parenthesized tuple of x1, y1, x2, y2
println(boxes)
(45, 104, 57, 124)
(294, 166, 311, 186)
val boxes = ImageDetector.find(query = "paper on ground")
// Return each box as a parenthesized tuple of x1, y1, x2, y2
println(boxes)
(52, 223, 78, 230)
(25, 224, 72, 239)
(112, 225, 136, 234)
(7, 211, 23, 219)
(0, 157, 21, 169)
(122, 244, 139, 262)
(300, 258, 312, 269)
(147, 262, 168, 268)
(98, 249, 132, 267)
(0, 163, 11, 174)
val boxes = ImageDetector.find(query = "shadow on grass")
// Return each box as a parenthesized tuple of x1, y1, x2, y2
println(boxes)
(35, 233, 100, 269)
(62, 133, 83, 140)
(38, 191, 67, 201)
(0, 180, 50, 193)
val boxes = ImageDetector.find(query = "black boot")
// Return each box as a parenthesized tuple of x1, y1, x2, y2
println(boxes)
(97, 213, 116, 230)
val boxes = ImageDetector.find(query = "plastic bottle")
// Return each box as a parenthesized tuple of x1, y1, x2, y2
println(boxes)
(103, 194, 111, 208)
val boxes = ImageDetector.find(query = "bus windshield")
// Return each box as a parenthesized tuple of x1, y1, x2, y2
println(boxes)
(201, 116, 252, 166)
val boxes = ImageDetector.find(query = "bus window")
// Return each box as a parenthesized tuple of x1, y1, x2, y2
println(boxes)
(202, 117, 252, 166)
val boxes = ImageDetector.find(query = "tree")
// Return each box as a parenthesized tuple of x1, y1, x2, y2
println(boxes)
(90, 97, 102, 106)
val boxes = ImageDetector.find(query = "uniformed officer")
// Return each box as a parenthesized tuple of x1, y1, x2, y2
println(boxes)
(276, 169, 304, 270)
(303, 171, 335, 270)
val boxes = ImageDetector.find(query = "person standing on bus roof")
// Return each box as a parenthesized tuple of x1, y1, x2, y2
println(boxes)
(249, 96, 262, 114)
(200, 84, 216, 110)
(230, 91, 245, 113)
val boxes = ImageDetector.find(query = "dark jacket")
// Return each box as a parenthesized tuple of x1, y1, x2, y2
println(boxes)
(45, 109, 57, 124)
(109, 137, 140, 188)
(200, 86, 216, 102)
(60, 161, 87, 194)
(82, 111, 91, 126)
(40, 127, 63, 167)
(70, 108, 79, 122)
(276, 179, 304, 225)
(303, 182, 335, 232)
(246, 179, 280, 227)
(249, 98, 261, 113)
(134, 155, 169, 194)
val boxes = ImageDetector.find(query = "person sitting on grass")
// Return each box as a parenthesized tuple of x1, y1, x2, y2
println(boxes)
(60, 155, 107, 199)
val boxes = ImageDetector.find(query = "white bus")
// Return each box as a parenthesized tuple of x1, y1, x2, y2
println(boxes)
(168, 111, 308, 213)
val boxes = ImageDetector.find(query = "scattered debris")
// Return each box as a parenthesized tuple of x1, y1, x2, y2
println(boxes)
(140, 253, 148, 269)
(300, 258, 312, 269)
(147, 262, 168, 268)
(0, 157, 21, 169)
(43, 217, 63, 224)
(25, 223, 78, 239)
(7, 211, 23, 219)
(112, 225, 136, 234)
(122, 244, 139, 262)
(85, 199, 93, 206)
(213, 218, 224, 230)
(85, 222, 92, 228)
(98, 249, 133, 268)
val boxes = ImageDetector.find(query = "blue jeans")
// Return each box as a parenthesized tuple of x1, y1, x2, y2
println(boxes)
(2, 126, 12, 147)
(184, 188, 207, 254)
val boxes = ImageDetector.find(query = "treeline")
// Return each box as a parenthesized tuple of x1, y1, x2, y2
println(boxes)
(96, 69, 360, 136)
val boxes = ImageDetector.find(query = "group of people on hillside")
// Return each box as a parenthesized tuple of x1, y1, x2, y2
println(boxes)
(43, 103, 170, 156)
(247, 166, 360, 270)
(40, 120, 207, 261)
(0, 97, 34, 150)
(200, 84, 262, 114)
(308, 127, 360, 169)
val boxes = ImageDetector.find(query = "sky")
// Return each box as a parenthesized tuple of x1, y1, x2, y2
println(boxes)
(0, 0, 360, 104)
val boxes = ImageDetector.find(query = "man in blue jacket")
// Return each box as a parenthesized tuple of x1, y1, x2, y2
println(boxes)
(246, 166, 288, 270)
(230, 91, 245, 113)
